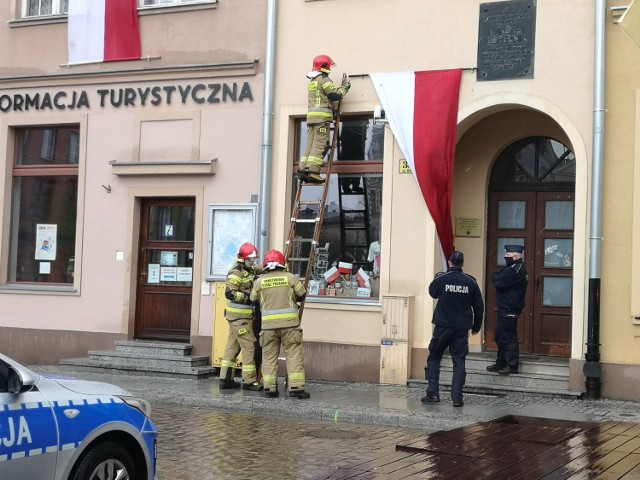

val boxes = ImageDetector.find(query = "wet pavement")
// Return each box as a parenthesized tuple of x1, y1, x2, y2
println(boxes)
(153, 403, 426, 480)
(28, 365, 640, 479)
(30, 364, 640, 432)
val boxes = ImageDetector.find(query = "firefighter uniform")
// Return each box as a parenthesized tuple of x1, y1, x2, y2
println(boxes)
(424, 251, 484, 407)
(490, 246, 528, 374)
(250, 268, 307, 397)
(220, 260, 263, 389)
(299, 73, 349, 177)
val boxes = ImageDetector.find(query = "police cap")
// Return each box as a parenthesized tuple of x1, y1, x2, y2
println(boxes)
(504, 244, 524, 253)
(449, 251, 464, 266)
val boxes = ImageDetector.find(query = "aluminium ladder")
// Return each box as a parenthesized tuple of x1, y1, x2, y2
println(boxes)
(284, 86, 346, 318)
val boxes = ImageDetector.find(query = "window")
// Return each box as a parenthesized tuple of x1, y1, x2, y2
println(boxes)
(293, 116, 384, 301)
(9, 125, 79, 285)
(23, 0, 68, 17)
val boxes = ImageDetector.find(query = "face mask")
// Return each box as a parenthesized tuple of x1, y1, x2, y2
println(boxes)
(504, 257, 515, 266)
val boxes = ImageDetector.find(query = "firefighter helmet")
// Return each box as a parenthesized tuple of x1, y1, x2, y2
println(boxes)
(237, 242, 258, 261)
(264, 249, 286, 270)
(312, 54, 335, 74)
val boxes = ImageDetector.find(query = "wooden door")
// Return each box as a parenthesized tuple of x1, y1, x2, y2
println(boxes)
(485, 191, 573, 357)
(135, 198, 195, 341)
(532, 192, 574, 356)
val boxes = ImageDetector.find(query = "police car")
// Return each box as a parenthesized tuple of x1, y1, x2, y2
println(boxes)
(0, 353, 157, 480)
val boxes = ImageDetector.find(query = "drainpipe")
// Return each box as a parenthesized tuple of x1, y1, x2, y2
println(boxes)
(584, 0, 606, 399)
(258, 0, 277, 257)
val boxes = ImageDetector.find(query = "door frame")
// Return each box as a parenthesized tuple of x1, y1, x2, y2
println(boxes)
(134, 196, 196, 342)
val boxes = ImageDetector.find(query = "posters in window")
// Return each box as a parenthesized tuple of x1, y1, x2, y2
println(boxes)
(35, 224, 57, 261)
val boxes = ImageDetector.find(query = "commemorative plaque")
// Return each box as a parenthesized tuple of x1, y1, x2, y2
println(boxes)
(477, 0, 536, 81)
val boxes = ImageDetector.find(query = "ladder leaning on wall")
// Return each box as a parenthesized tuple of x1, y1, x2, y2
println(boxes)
(284, 82, 346, 318)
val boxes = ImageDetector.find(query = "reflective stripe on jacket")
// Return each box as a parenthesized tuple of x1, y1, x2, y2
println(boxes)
(225, 262, 258, 321)
(250, 271, 306, 330)
(307, 74, 348, 125)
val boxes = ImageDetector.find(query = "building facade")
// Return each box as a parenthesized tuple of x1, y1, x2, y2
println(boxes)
(0, 0, 267, 362)
(1, 0, 638, 400)
(268, 0, 619, 397)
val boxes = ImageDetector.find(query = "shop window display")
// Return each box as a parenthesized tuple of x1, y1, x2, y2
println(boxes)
(293, 116, 383, 301)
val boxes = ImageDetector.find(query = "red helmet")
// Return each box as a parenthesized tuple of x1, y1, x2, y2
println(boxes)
(312, 54, 335, 74)
(264, 249, 286, 270)
(237, 242, 258, 261)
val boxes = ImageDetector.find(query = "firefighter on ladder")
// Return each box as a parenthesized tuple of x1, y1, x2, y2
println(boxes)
(250, 249, 310, 399)
(297, 54, 351, 184)
(219, 242, 264, 391)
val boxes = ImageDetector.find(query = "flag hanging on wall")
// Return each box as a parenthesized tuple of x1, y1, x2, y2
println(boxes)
(621, 0, 640, 48)
(68, 0, 141, 64)
(370, 69, 462, 264)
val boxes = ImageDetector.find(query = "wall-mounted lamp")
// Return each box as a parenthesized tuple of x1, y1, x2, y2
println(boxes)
(373, 105, 388, 124)
(102, 184, 112, 193)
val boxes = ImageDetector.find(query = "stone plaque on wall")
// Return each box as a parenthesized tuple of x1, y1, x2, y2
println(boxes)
(477, 0, 536, 81)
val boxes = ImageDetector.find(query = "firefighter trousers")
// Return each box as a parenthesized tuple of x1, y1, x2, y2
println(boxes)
(261, 327, 305, 392)
(220, 318, 258, 384)
(299, 122, 330, 174)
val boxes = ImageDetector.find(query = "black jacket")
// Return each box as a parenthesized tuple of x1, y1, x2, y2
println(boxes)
(492, 261, 528, 312)
(428, 267, 484, 332)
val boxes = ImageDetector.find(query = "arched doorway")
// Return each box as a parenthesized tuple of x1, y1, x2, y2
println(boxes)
(486, 136, 576, 357)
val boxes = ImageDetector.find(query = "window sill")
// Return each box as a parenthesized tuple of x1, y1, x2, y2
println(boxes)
(138, 1, 217, 16)
(110, 159, 216, 176)
(8, 15, 67, 28)
(305, 296, 381, 308)
(0, 284, 77, 294)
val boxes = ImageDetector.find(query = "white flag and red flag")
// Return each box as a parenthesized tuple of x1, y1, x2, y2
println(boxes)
(370, 69, 462, 265)
(68, 0, 141, 64)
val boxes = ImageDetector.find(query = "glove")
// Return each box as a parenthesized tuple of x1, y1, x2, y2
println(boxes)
(342, 82, 351, 92)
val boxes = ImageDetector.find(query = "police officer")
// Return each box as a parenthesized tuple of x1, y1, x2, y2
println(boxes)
(297, 54, 350, 184)
(422, 251, 484, 407)
(219, 242, 264, 391)
(487, 244, 528, 375)
(250, 249, 309, 399)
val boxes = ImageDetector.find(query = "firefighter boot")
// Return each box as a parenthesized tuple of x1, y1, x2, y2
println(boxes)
(219, 368, 241, 390)
(306, 173, 325, 184)
(289, 387, 311, 399)
(296, 169, 310, 182)
(265, 388, 279, 398)
(242, 381, 264, 391)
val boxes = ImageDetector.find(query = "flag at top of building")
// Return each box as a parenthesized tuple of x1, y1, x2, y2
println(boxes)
(370, 69, 462, 268)
(68, 0, 141, 64)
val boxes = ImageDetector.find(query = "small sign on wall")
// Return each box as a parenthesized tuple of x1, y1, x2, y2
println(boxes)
(399, 159, 412, 174)
(455, 217, 482, 237)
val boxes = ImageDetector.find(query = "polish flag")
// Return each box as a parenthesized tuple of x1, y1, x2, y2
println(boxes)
(68, 0, 141, 64)
(338, 262, 353, 275)
(356, 268, 370, 288)
(371, 70, 462, 266)
(323, 266, 341, 285)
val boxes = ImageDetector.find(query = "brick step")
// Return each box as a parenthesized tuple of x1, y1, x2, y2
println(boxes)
(87, 350, 211, 368)
(59, 357, 215, 378)
(409, 353, 581, 398)
(114, 340, 193, 357)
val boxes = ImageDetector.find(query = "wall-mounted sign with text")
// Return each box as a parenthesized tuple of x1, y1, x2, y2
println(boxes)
(0, 81, 254, 114)
(455, 217, 482, 237)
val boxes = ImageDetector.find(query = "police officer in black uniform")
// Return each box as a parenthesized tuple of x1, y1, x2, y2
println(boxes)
(487, 244, 528, 375)
(422, 251, 484, 407)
